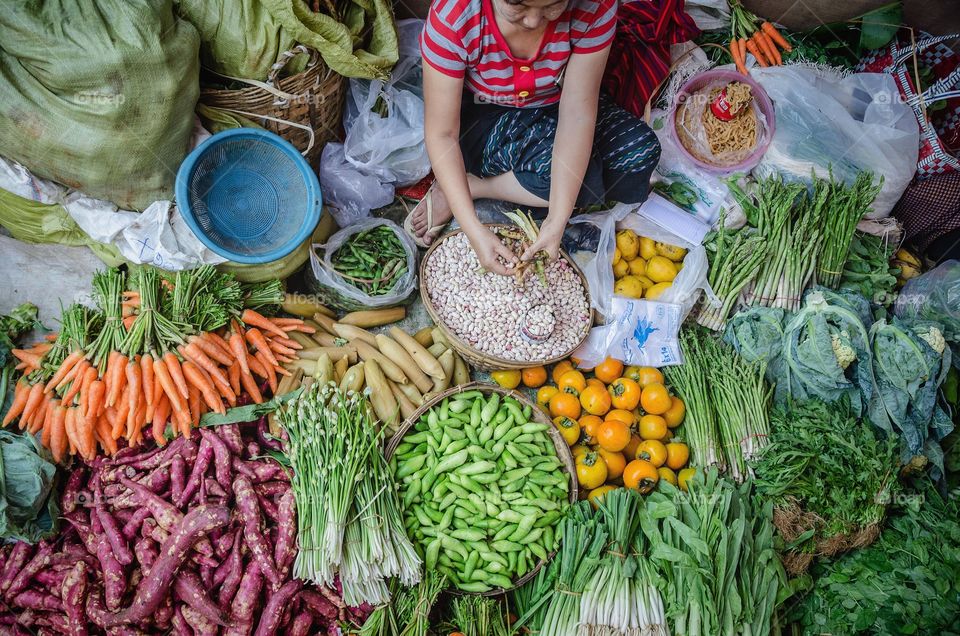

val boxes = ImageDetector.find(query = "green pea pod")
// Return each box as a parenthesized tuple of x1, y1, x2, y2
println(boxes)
(487, 560, 504, 573)
(457, 474, 485, 495)
(453, 506, 473, 520)
(438, 431, 452, 452)
(501, 450, 518, 470)
(454, 390, 484, 402)
(465, 425, 481, 445)
(434, 479, 450, 499)
(529, 540, 548, 561)
(402, 479, 421, 508)
(493, 417, 516, 440)
(440, 533, 469, 561)
(451, 411, 471, 424)
(486, 573, 515, 590)
(480, 551, 508, 567)
(514, 433, 535, 444)
(469, 398, 483, 428)
(467, 493, 486, 513)
(404, 431, 428, 444)
(518, 442, 542, 456)
(543, 525, 555, 550)
(464, 550, 480, 581)
(481, 393, 500, 423)
(445, 439, 470, 456)
(490, 441, 506, 456)
(425, 538, 442, 570)
(440, 400, 449, 421)
(451, 528, 486, 542)
(459, 460, 496, 476)
(439, 418, 464, 430)
(493, 524, 516, 542)
(517, 553, 528, 579)
(494, 407, 509, 424)
(485, 500, 500, 517)
(477, 423, 494, 446)
(525, 482, 548, 501)
(518, 527, 544, 545)
(506, 442, 528, 461)
(427, 409, 440, 428)
(507, 551, 518, 573)
(454, 494, 479, 515)
(438, 491, 458, 511)
(503, 479, 524, 494)
(503, 467, 533, 483)
(393, 441, 414, 457)
(446, 426, 466, 441)
(426, 435, 439, 452)
(435, 449, 469, 474)
(445, 482, 470, 499)
(458, 581, 492, 593)
(501, 491, 521, 502)
(504, 403, 525, 424)
(420, 526, 438, 538)
(466, 444, 492, 460)
(438, 506, 455, 531)
(485, 490, 503, 506)
(492, 540, 524, 552)
(397, 454, 426, 478)
(413, 505, 433, 527)
(471, 472, 502, 484)
(509, 515, 537, 541)
(424, 506, 444, 524)
(497, 510, 524, 524)
(522, 404, 532, 420)
(452, 517, 468, 531)
(534, 510, 561, 529)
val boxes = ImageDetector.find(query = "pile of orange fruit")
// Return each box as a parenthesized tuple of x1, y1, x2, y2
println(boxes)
(490, 357, 694, 507)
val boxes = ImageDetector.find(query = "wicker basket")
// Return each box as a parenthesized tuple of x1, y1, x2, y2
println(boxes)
(384, 382, 578, 596)
(419, 225, 594, 372)
(199, 46, 345, 168)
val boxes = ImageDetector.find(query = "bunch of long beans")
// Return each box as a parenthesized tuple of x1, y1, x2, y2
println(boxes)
(279, 381, 420, 605)
(578, 490, 668, 635)
(332, 225, 409, 296)
(697, 216, 768, 330)
(664, 329, 724, 470)
(816, 172, 883, 288)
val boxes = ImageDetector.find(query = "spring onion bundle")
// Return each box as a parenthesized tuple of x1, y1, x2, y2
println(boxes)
(278, 382, 421, 605)
(579, 489, 668, 636)
(447, 595, 512, 636)
(697, 216, 768, 331)
(358, 571, 447, 636)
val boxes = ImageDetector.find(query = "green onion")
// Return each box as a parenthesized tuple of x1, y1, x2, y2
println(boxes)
(697, 214, 768, 331)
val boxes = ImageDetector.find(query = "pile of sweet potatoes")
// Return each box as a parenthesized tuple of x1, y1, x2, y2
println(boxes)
(0, 422, 369, 635)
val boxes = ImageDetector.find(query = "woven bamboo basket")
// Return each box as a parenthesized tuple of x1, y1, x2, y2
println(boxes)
(384, 382, 578, 596)
(419, 224, 594, 372)
(199, 45, 345, 168)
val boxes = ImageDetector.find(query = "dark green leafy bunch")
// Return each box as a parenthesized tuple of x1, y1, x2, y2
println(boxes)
(840, 232, 899, 307)
(332, 225, 409, 297)
(788, 480, 960, 635)
(753, 399, 899, 541)
(444, 595, 511, 636)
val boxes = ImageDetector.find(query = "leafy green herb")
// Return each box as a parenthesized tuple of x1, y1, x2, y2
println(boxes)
(839, 232, 899, 306)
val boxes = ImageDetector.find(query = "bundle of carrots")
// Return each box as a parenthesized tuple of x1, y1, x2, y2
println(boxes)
(1, 266, 305, 464)
(728, 1, 793, 74)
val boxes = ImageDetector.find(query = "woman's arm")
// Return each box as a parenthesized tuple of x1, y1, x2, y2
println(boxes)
(423, 64, 517, 275)
(522, 45, 612, 262)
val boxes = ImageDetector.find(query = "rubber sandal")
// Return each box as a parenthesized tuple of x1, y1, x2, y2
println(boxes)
(402, 181, 447, 249)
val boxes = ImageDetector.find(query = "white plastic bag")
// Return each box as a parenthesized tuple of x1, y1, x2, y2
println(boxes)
(752, 65, 919, 219)
(572, 298, 684, 368)
(318, 19, 429, 225)
(307, 218, 418, 312)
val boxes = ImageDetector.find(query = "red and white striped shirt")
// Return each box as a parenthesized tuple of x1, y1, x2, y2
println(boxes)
(421, 0, 617, 108)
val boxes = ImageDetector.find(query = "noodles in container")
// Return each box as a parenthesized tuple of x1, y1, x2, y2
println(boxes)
(669, 69, 775, 174)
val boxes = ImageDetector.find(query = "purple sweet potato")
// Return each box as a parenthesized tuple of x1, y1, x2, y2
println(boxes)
(199, 563, 214, 590)
(170, 454, 186, 505)
(11, 589, 63, 611)
(134, 536, 157, 575)
(204, 478, 228, 500)
(61, 561, 88, 636)
(216, 530, 244, 606)
(5, 542, 53, 600)
(222, 564, 263, 636)
(171, 606, 192, 636)
(34, 570, 69, 589)
(289, 611, 314, 636)
(155, 595, 175, 631)
(73, 521, 125, 611)
(215, 528, 237, 559)
(232, 476, 281, 586)
(200, 429, 232, 491)
(253, 579, 302, 636)
(257, 493, 280, 522)
(119, 477, 213, 557)
(61, 469, 88, 514)
(301, 590, 339, 622)
(217, 423, 244, 455)
(181, 604, 217, 635)
(247, 441, 261, 457)
(122, 507, 152, 540)
(255, 481, 289, 497)
(274, 490, 297, 579)
(97, 507, 134, 566)
(1, 542, 33, 593)
(177, 437, 213, 507)
(173, 570, 225, 626)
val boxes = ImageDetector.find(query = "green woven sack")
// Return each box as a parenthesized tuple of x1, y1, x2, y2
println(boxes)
(0, 0, 200, 211)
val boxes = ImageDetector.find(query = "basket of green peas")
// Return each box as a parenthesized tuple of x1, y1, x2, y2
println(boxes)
(386, 382, 577, 595)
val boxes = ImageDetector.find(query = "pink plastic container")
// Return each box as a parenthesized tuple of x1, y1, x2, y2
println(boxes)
(668, 69, 776, 175)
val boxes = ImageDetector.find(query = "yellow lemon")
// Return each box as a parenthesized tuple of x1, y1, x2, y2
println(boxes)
(627, 258, 646, 277)
(636, 276, 654, 291)
(613, 259, 630, 278)
(613, 247, 622, 266)
(647, 256, 678, 283)
(614, 276, 644, 299)
(645, 282, 672, 301)
(655, 242, 687, 262)
(639, 236, 657, 260)
(616, 230, 640, 260)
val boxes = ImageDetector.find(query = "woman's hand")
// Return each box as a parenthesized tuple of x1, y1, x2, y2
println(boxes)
(467, 226, 519, 276)
(521, 217, 564, 262)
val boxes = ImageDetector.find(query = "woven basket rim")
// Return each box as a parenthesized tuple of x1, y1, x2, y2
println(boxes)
(418, 224, 594, 370)
(384, 381, 579, 596)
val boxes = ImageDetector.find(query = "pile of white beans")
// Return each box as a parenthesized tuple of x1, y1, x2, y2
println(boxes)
(424, 233, 591, 362)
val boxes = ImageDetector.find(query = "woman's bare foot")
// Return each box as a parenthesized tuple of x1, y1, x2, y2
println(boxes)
(409, 184, 454, 245)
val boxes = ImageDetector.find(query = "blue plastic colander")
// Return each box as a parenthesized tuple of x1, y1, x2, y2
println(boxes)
(175, 128, 322, 264)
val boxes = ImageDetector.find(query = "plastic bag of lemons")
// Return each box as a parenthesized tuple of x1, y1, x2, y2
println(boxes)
(612, 229, 687, 301)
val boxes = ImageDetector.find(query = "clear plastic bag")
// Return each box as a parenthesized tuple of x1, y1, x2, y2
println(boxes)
(752, 66, 919, 219)
(306, 218, 418, 312)
(572, 298, 685, 368)
(894, 259, 960, 342)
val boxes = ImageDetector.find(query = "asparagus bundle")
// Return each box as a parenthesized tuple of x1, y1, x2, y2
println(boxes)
(816, 172, 884, 288)
(697, 216, 768, 330)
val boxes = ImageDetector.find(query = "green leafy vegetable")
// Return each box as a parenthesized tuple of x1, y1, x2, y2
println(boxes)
(839, 232, 899, 307)
(0, 430, 59, 543)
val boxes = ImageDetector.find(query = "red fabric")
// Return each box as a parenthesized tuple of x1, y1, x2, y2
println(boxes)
(601, 0, 700, 119)
(420, 0, 617, 107)
(396, 174, 435, 199)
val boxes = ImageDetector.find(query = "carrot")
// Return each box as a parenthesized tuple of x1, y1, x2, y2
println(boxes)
(202, 331, 235, 361)
(45, 333, 58, 342)
(122, 290, 140, 300)
(86, 380, 106, 421)
(758, 30, 781, 65)
(11, 349, 43, 369)
(64, 408, 78, 456)
(269, 336, 302, 350)
(163, 352, 189, 400)
(2, 381, 30, 426)
(153, 356, 187, 417)
(44, 350, 85, 393)
(242, 309, 288, 339)
(176, 407, 193, 439)
(267, 340, 297, 360)
(761, 21, 792, 52)
(187, 385, 201, 429)
(63, 365, 93, 407)
(732, 38, 748, 75)
(190, 335, 233, 367)
(181, 343, 230, 391)
(745, 35, 768, 67)
(97, 415, 118, 455)
(245, 329, 279, 367)
(107, 406, 121, 440)
(270, 318, 316, 334)
(240, 369, 263, 404)
(75, 409, 95, 460)
(140, 355, 155, 406)
(254, 350, 278, 394)
(55, 358, 89, 392)
(125, 360, 141, 430)
(133, 400, 147, 443)
(229, 331, 251, 378)
(152, 395, 170, 446)
(50, 406, 67, 462)
(28, 396, 50, 435)
(182, 361, 224, 415)
(41, 399, 59, 448)
(247, 355, 268, 380)
(274, 365, 292, 378)
(275, 354, 295, 364)
(20, 383, 45, 426)
(228, 361, 241, 398)
(111, 385, 130, 440)
(106, 354, 129, 408)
